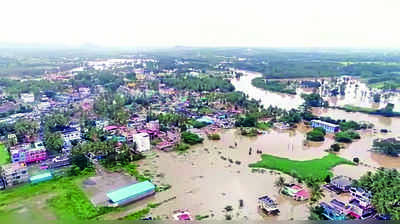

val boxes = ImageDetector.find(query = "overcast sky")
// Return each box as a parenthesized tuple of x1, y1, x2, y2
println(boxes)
(1, 0, 400, 48)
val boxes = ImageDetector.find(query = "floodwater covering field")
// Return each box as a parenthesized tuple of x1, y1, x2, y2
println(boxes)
(134, 124, 387, 220)
(232, 70, 400, 111)
(232, 70, 400, 169)
(130, 70, 400, 221)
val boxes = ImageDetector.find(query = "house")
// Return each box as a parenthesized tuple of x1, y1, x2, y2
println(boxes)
(133, 133, 150, 153)
(330, 199, 351, 213)
(320, 202, 347, 220)
(349, 187, 372, 208)
(95, 120, 109, 129)
(146, 120, 160, 132)
(38, 101, 51, 111)
(281, 184, 310, 201)
(62, 127, 81, 142)
(347, 204, 376, 220)
(311, 120, 340, 133)
(331, 176, 352, 192)
(173, 210, 193, 221)
(1, 163, 29, 187)
(7, 134, 17, 144)
(20, 93, 35, 103)
(106, 181, 155, 207)
(258, 195, 280, 215)
(78, 87, 91, 97)
(11, 142, 47, 164)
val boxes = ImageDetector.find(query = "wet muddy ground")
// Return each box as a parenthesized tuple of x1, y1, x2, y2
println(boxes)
(131, 127, 382, 220)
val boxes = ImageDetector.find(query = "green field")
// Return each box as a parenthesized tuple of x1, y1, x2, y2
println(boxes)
(249, 153, 353, 182)
(0, 174, 115, 222)
(341, 104, 378, 113)
(0, 144, 10, 165)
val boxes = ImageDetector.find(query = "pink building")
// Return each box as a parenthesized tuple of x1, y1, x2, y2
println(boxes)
(11, 142, 47, 164)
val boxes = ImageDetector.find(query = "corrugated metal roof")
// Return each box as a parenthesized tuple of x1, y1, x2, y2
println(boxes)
(107, 181, 155, 203)
(30, 171, 52, 182)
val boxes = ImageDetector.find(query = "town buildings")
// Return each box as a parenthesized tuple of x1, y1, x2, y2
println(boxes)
(10, 142, 47, 164)
(20, 93, 35, 104)
(1, 163, 29, 187)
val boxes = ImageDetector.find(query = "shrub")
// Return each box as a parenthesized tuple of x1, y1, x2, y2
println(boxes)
(240, 128, 258, 136)
(175, 143, 190, 152)
(181, 131, 204, 145)
(307, 128, 326, 142)
(330, 143, 341, 152)
(207, 133, 221, 140)
(335, 131, 360, 143)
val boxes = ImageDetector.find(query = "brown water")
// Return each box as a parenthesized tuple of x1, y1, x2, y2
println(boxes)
(232, 70, 400, 169)
(123, 71, 399, 221)
(136, 129, 331, 221)
(232, 70, 400, 111)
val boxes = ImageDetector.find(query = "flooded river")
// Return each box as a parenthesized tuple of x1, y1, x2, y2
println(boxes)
(232, 70, 400, 111)
(232, 70, 400, 169)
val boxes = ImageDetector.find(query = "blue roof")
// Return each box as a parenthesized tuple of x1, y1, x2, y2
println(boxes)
(107, 181, 155, 203)
(30, 171, 53, 184)
(196, 116, 214, 124)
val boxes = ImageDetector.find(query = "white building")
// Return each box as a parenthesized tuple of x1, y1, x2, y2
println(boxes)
(133, 133, 150, 153)
(311, 120, 340, 133)
(20, 93, 35, 103)
(95, 120, 109, 129)
(62, 128, 81, 142)
(79, 87, 91, 97)
(38, 102, 51, 111)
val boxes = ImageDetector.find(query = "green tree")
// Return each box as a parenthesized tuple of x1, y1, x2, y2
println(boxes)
(14, 119, 39, 141)
(44, 132, 64, 153)
(181, 132, 204, 145)
(307, 128, 326, 142)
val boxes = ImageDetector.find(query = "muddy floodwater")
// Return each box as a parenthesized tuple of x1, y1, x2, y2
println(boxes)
(232, 70, 400, 111)
(137, 129, 334, 221)
(232, 70, 400, 169)
(131, 70, 399, 221)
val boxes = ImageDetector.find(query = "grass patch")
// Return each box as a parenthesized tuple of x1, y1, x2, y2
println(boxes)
(252, 77, 297, 95)
(249, 153, 353, 182)
(256, 121, 272, 130)
(147, 202, 161, 209)
(0, 144, 10, 165)
(0, 174, 117, 221)
(105, 163, 150, 182)
(341, 105, 378, 113)
(195, 214, 210, 220)
(121, 207, 150, 220)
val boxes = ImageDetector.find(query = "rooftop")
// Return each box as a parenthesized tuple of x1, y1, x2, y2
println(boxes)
(311, 120, 339, 128)
(106, 181, 155, 203)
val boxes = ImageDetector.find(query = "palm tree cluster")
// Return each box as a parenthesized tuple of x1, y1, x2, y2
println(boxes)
(354, 169, 400, 220)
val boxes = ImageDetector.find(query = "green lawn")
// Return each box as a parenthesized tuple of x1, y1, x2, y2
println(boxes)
(341, 104, 378, 113)
(0, 174, 115, 222)
(0, 144, 10, 165)
(249, 153, 353, 182)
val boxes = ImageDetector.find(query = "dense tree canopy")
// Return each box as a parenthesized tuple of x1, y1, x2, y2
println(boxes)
(354, 169, 400, 220)
(161, 75, 234, 92)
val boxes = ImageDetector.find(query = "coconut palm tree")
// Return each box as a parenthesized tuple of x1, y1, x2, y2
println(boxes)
(310, 184, 325, 204)
(274, 176, 286, 193)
